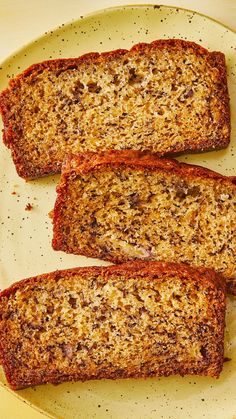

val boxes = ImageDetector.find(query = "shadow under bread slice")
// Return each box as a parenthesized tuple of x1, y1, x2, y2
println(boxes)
(0, 261, 226, 389)
(0, 39, 230, 179)
(52, 150, 236, 295)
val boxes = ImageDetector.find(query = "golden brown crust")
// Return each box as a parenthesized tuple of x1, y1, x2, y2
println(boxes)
(0, 261, 226, 389)
(0, 260, 226, 299)
(52, 151, 236, 295)
(59, 150, 236, 181)
(0, 39, 230, 179)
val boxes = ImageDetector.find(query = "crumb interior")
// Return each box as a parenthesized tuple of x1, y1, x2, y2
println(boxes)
(8, 45, 228, 174)
(58, 168, 236, 278)
(0, 272, 221, 384)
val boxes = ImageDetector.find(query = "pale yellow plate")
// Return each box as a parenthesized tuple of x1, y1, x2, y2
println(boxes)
(0, 4, 236, 419)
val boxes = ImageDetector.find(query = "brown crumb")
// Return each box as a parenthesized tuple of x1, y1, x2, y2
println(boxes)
(11, 191, 17, 195)
(25, 203, 33, 211)
(48, 210, 54, 219)
(223, 357, 231, 362)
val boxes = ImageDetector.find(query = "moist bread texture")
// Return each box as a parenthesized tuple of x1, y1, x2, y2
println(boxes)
(0, 262, 226, 389)
(52, 151, 236, 294)
(0, 39, 230, 179)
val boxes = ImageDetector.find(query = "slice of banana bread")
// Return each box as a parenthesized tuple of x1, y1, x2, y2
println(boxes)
(0, 39, 230, 179)
(0, 261, 226, 389)
(52, 151, 236, 294)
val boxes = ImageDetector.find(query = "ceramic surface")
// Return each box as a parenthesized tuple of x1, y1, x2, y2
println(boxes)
(0, 5, 236, 419)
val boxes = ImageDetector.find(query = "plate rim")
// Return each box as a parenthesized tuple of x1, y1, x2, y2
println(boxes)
(0, 380, 53, 418)
(0, 3, 236, 72)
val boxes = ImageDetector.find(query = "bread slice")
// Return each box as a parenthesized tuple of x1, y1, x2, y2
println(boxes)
(52, 151, 236, 295)
(0, 261, 226, 389)
(0, 39, 230, 179)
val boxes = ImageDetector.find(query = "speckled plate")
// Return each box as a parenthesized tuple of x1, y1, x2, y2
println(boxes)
(0, 4, 236, 419)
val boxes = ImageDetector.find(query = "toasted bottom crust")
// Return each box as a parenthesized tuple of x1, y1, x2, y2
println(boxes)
(5, 141, 231, 180)
(53, 246, 236, 296)
(5, 365, 222, 391)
